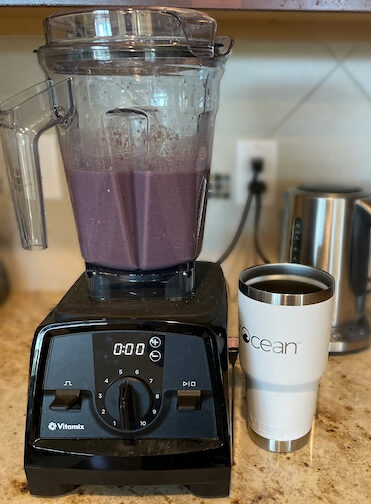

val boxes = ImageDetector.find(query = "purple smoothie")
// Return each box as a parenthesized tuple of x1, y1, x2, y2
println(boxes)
(66, 167, 209, 270)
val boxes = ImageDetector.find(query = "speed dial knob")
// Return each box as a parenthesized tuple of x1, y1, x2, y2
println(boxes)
(105, 377, 152, 430)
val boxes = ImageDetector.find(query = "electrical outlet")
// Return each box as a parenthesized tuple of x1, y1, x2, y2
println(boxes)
(235, 140, 278, 205)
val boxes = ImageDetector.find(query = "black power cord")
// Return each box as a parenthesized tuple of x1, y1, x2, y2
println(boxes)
(216, 189, 254, 265)
(254, 191, 271, 264)
(217, 157, 270, 265)
(250, 158, 270, 264)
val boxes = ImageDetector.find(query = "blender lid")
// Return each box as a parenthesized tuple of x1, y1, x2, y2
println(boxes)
(42, 7, 233, 58)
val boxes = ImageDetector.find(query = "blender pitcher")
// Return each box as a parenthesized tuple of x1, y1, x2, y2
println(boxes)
(0, 8, 232, 297)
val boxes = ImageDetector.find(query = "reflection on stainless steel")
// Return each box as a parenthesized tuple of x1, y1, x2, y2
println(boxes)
(280, 185, 371, 353)
(248, 426, 311, 453)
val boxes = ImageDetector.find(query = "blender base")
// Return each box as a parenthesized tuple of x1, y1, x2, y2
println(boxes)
(26, 466, 231, 498)
(24, 261, 231, 498)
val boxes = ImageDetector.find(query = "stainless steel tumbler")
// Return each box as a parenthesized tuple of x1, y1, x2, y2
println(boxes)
(239, 263, 335, 452)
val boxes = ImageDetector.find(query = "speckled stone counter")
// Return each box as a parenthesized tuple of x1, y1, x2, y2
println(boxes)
(0, 291, 370, 504)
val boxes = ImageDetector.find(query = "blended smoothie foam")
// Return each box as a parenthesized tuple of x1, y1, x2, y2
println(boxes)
(67, 166, 209, 270)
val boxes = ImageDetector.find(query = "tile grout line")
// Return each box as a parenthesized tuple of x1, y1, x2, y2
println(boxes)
(264, 43, 360, 139)
(324, 41, 371, 105)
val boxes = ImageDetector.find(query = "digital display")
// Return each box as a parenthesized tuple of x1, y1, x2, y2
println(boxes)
(112, 342, 146, 356)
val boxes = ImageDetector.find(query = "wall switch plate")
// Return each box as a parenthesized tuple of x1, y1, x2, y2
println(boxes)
(208, 173, 231, 199)
(235, 139, 278, 206)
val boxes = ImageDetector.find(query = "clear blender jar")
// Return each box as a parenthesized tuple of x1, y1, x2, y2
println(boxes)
(0, 8, 232, 298)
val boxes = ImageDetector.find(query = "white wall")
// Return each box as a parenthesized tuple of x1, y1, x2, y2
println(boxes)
(0, 36, 371, 291)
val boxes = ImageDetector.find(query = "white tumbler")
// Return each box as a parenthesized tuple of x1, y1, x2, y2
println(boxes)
(239, 263, 335, 452)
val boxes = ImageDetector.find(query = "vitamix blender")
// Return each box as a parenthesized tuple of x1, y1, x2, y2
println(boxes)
(0, 8, 232, 498)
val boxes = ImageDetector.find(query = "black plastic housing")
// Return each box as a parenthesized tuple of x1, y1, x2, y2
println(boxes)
(24, 262, 231, 498)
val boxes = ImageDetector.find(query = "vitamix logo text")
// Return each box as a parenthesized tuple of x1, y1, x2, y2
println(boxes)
(48, 421, 85, 431)
(240, 327, 299, 355)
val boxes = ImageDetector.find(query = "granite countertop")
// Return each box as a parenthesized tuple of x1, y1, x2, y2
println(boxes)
(0, 291, 370, 504)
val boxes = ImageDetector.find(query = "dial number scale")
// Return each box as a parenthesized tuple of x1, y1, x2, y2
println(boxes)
(93, 332, 164, 432)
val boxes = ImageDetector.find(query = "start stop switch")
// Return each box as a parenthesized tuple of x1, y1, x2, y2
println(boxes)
(177, 390, 201, 410)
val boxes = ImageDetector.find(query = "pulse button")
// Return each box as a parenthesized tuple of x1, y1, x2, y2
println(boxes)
(177, 390, 201, 410)
(50, 389, 81, 410)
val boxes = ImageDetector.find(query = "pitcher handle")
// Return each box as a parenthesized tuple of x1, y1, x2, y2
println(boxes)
(350, 196, 371, 297)
(0, 79, 74, 250)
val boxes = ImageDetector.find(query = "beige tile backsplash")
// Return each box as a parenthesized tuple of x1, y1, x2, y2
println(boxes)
(0, 36, 370, 291)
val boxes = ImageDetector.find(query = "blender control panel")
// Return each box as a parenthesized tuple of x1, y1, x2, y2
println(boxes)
(39, 329, 218, 440)
(93, 333, 164, 432)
